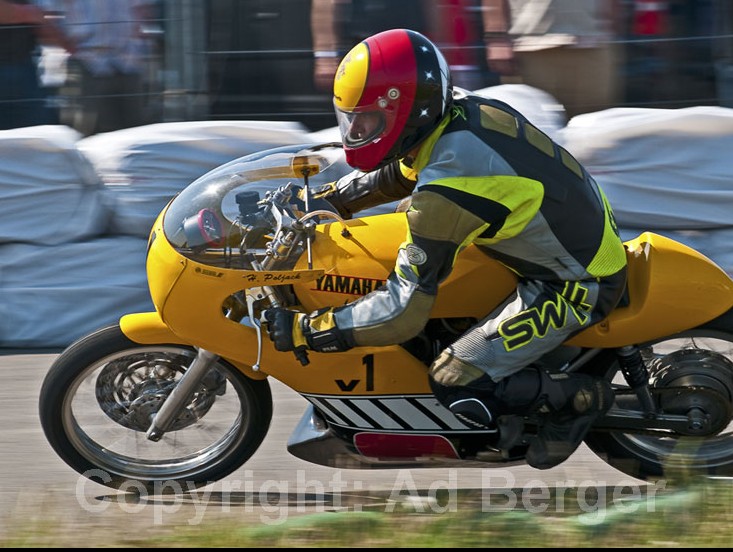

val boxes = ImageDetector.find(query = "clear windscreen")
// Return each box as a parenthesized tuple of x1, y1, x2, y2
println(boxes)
(161, 142, 349, 268)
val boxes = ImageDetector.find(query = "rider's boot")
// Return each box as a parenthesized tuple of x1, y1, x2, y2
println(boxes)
(524, 371, 614, 470)
(431, 363, 613, 464)
(444, 367, 615, 464)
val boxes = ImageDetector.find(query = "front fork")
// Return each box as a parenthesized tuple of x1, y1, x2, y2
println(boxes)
(146, 348, 219, 441)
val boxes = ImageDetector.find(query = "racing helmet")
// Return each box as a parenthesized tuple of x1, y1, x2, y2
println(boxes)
(333, 28, 452, 171)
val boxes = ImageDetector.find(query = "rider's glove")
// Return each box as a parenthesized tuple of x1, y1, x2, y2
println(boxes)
(263, 307, 305, 353)
(263, 307, 356, 354)
(311, 178, 353, 219)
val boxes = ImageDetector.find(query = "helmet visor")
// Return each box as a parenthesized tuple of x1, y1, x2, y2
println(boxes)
(335, 105, 386, 148)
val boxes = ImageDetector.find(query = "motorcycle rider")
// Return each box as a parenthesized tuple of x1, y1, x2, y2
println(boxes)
(264, 28, 628, 469)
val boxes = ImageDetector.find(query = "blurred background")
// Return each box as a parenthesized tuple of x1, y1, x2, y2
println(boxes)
(9, 0, 733, 136)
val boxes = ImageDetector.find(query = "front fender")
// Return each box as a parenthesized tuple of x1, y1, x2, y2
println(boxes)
(119, 312, 267, 380)
(120, 312, 184, 344)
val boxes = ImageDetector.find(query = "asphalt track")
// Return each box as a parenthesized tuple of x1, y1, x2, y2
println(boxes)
(0, 350, 655, 533)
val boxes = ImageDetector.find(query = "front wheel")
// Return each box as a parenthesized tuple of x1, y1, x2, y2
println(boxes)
(39, 324, 273, 492)
(586, 312, 733, 482)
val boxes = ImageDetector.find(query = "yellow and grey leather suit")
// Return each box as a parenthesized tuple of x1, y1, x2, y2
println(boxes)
(315, 92, 628, 382)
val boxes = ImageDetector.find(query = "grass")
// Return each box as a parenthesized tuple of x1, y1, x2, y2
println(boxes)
(1, 477, 731, 547)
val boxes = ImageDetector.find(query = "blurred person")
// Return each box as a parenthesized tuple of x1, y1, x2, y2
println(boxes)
(0, 0, 72, 129)
(481, 0, 624, 118)
(311, 0, 430, 92)
(311, 0, 495, 92)
(48, 0, 156, 136)
(263, 29, 627, 470)
(428, 0, 502, 90)
(623, 0, 672, 104)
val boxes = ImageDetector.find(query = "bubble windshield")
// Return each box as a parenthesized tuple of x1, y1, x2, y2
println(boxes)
(160, 143, 348, 268)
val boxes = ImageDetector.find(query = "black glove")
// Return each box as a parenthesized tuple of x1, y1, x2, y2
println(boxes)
(263, 308, 303, 351)
(263, 307, 356, 354)
(263, 307, 309, 365)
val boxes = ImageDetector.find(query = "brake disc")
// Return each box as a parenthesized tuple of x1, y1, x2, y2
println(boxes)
(95, 354, 224, 432)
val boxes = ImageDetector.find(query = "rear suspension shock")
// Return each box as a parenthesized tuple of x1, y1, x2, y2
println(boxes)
(616, 345, 657, 414)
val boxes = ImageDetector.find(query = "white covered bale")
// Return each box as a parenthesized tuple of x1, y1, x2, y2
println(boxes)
(0, 236, 152, 348)
(558, 106, 733, 230)
(0, 125, 108, 244)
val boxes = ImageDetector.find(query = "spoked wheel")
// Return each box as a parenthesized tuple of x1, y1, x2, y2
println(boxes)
(39, 324, 273, 492)
(586, 325, 733, 482)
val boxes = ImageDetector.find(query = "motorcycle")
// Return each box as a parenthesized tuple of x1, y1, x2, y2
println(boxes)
(39, 142, 733, 492)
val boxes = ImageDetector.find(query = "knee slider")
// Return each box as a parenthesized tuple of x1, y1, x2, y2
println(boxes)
(429, 360, 500, 431)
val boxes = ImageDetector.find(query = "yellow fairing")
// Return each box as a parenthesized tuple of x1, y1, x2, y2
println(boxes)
(570, 232, 733, 347)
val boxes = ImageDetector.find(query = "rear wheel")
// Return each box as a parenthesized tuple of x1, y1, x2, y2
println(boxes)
(586, 316, 733, 482)
(39, 324, 273, 492)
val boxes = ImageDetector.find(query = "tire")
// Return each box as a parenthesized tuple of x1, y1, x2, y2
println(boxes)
(39, 324, 273, 492)
(585, 309, 733, 482)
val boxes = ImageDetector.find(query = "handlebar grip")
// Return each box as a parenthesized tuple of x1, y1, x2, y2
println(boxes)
(294, 348, 310, 366)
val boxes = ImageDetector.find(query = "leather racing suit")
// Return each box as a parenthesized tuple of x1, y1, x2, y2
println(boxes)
(298, 91, 628, 463)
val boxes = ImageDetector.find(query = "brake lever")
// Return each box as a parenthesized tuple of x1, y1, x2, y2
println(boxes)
(246, 289, 310, 367)
(245, 291, 263, 371)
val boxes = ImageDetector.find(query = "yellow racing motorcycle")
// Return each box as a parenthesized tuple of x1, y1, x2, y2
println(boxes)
(39, 143, 733, 491)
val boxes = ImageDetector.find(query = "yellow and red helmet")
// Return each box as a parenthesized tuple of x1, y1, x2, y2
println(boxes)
(333, 29, 452, 172)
